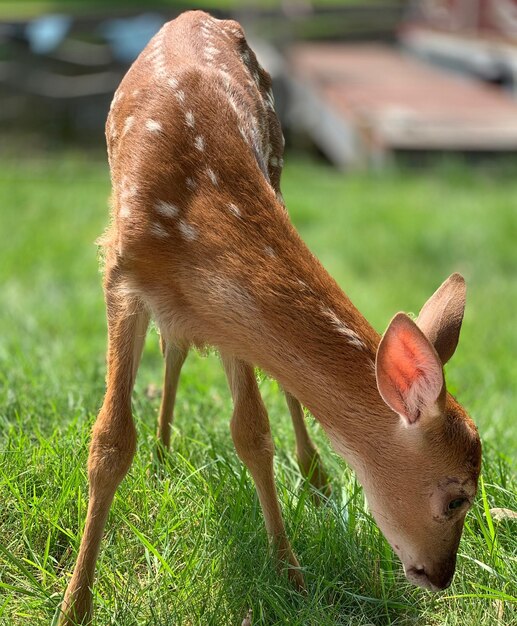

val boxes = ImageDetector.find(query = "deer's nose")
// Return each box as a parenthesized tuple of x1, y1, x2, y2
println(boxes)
(406, 564, 454, 591)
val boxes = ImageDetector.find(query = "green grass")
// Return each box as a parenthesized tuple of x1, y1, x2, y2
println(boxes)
(0, 152, 516, 625)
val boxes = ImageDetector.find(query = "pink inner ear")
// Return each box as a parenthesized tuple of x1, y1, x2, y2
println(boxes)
(377, 315, 444, 424)
(389, 328, 423, 393)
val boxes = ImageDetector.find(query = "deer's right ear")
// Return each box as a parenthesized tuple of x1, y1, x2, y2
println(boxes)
(416, 273, 466, 366)
(375, 313, 445, 425)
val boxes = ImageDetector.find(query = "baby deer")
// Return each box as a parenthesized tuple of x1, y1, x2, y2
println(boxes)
(59, 10, 481, 624)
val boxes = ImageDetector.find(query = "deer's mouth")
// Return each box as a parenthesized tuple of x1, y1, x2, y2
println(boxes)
(404, 564, 454, 591)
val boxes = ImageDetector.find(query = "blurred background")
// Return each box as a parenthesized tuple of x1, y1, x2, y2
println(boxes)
(3, 0, 517, 162)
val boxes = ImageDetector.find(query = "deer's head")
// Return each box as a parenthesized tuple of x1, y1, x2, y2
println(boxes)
(358, 274, 481, 590)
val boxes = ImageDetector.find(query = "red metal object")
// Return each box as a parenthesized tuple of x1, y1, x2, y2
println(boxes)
(288, 42, 517, 166)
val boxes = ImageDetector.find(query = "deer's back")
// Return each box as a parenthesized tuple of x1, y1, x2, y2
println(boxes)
(106, 12, 283, 236)
(102, 11, 296, 351)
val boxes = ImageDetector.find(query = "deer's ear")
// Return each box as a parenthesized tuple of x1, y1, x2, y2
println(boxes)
(376, 313, 445, 425)
(416, 273, 466, 366)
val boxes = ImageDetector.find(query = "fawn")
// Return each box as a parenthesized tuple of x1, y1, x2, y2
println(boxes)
(59, 11, 481, 624)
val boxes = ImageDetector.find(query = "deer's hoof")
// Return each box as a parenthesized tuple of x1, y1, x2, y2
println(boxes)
(288, 564, 307, 593)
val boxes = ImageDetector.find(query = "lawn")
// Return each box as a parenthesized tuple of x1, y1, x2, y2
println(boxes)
(0, 152, 515, 625)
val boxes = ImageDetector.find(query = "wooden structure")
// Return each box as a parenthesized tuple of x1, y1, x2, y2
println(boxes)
(287, 41, 517, 167)
(400, 0, 517, 92)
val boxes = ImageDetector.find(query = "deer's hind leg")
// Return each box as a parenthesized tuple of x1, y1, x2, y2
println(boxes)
(59, 264, 149, 625)
(223, 356, 305, 591)
(156, 338, 188, 462)
(284, 391, 332, 500)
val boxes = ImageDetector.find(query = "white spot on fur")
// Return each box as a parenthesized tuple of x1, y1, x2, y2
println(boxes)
(228, 94, 240, 115)
(264, 246, 276, 257)
(155, 64, 167, 79)
(107, 116, 117, 140)
(322, 307, 367, 350)
(205, 45, 219, 57)
(270, 156, 279, 167)
(168, 77, 179, 90)
(174, 90, 186, 103)
(194, 135, 205, 151)
(186, 177, 197, 190)
(122, 116, 134, 136)
(206, 168, 218, 185)
(146, 119, 162, 133)
(155, 200, 179, 218)
(238, 125, 250, 144)
(200, 26, 215, 40)
(178, 220, 197, 241)
(185, 111, 195, 128)
(228, 202, 240, 216)
(121, 177, 138, 199)
(219, 69, 232, 89)
(151, 45, 168, 78)
(118, 177, 138, 218)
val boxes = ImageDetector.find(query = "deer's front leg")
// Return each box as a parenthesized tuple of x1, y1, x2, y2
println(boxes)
(284, 391, 332, 501)
(59, 270, 149, 625)
(223, 356, 305, 591)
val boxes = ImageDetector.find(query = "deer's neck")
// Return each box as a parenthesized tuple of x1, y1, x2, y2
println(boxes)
(260, 276, 390, 437)
(209, 202, 397, 461)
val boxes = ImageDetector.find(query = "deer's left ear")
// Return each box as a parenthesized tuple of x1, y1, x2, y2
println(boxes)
(376, 313, 445, 425)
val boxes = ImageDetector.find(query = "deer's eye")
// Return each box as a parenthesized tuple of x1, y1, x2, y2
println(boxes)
(448, 497, 467, 511)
